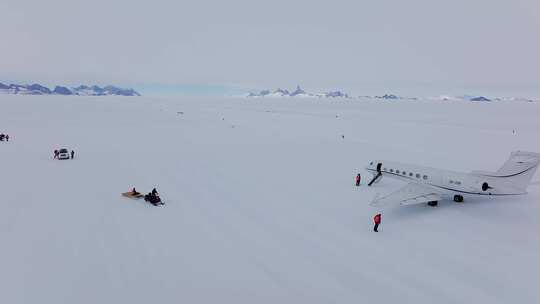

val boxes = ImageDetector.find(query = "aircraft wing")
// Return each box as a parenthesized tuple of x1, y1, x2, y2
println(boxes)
(370, 183, 442, 208)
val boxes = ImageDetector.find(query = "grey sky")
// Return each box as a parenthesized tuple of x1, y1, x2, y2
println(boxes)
(1, 0, 539, 95)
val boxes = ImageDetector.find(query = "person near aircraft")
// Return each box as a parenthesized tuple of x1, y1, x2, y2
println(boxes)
(373, 213, 381, 232)
(356, 174, 361, 186)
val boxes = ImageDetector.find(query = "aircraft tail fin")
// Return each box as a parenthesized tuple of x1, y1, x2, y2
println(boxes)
(479, 151, 540, 192)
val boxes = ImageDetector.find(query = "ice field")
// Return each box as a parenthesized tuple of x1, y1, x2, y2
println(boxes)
(1, 95, 539, 303)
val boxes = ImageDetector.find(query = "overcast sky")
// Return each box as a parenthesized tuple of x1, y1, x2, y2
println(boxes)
(1, 0, 539, 96)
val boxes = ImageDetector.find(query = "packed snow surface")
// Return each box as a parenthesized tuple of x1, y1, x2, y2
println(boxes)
(1, 95, 539, 303)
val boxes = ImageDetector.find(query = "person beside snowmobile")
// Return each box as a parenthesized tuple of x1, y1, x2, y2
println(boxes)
(144, 192, 153, 201)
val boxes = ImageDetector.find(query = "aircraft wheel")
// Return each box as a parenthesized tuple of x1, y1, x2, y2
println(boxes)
(428, 201, 438, 207)
(453, 195, 464, 203)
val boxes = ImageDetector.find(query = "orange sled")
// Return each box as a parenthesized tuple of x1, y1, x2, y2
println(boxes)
(122, 192, 144, 199)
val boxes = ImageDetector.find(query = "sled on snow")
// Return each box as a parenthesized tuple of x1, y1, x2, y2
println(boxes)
(122, 192, 144, 199)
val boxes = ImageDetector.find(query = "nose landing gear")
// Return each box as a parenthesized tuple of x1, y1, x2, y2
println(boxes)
(368, 162, 383, 186)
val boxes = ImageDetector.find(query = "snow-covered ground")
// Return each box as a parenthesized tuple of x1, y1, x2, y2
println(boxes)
(1, 95, 539, 303)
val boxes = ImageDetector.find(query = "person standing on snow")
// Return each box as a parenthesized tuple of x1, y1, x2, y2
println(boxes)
(152, 188, 158, 196)
(355, 174, 361, 186)
(71, 150, 75, 159)
(54, 149, 59, 159)
(5, 134, 8, 141)
(373, 213, 381, 232)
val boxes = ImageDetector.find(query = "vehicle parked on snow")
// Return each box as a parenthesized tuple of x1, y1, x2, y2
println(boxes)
(58, 148, 70, 160)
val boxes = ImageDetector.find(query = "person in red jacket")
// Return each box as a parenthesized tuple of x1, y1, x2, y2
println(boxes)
(355, 174, 361, 186)
(373, 213, 381, 232)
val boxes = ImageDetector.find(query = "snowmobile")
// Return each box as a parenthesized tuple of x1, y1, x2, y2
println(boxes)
(144, 193, 164, 206)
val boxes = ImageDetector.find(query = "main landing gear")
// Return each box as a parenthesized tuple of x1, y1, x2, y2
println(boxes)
(428, 195, 463, 207)
(453, 195, 464, 203)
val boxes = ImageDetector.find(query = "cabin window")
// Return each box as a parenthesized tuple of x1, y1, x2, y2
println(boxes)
(402, 171, 407, 175)
(423, 175, 428, 180)
(449, 180, 454, 184)
(409, 172, 413, 177)
(390, 169, 394, 173)
(383, 167, 387, 171)
(416, 173, 420, 178)
(455, 181, 461, 185)
(396, 170, 400, 174)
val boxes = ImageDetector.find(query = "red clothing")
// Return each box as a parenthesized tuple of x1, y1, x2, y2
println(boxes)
(373, 214, 381, 224)
(356, 175, 360, 182)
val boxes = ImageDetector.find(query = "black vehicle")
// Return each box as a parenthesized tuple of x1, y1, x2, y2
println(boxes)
(144, 193, 163, 206)
(58, 148, 70, 160)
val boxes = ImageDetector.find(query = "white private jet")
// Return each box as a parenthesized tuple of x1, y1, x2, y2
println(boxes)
(365, 151, 540, 207)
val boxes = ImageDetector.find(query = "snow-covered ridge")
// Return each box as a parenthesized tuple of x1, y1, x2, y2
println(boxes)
(0, 82, 140, 96)
(248, 85, 350, 98)
(368, 94, 539, 102)
(247, 88, 540, 102)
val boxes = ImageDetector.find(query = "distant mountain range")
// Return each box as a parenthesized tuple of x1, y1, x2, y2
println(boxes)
(0, 83, 140, 96)
(246, 86, 496, 101)
(248, 85, 350, 98)
(362, 94, 496, 102)
(246, 87, 540, 102)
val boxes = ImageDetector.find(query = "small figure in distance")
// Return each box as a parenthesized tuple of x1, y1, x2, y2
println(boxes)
(5, 134, 8, 141)
(54, 149, 59, 159)
(152, 188, 158, 196)
(71, 150, 75, 159)
(355, 174, 361, 186)
(132, 187, 140, 195)
(373, 213, 382, 232)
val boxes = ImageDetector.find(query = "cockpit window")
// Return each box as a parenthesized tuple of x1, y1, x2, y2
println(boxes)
(416, 173, 420, 178)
